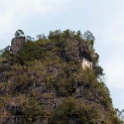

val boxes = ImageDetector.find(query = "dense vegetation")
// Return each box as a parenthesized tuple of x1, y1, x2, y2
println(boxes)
(0, 29, 121, 124)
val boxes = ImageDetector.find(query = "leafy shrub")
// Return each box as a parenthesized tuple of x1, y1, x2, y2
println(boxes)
(49, 97, 102, 124)
(20, 99, 45, 123)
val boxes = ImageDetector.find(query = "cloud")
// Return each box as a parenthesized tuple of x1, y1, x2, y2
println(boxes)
(95, 3, 124, 91)
(104, 53, 124, 89)
(0, 0, 72, 48)
(0, 0, 72, 16)
(110, 88, 124, 110)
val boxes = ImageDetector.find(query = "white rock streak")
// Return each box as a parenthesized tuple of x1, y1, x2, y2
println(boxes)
(82, 57, 92, 69)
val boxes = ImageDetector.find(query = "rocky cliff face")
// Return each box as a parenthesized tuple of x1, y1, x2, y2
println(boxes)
(0, 30, 120, 124)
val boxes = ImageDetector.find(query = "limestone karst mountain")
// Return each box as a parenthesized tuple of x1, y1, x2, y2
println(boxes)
(0, 30, 121, 124)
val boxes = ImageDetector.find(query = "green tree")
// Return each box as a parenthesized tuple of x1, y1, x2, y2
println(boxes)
(1, 45, 10, 58)
(15, 29, 25, 38)
(83, 30, 95, 49)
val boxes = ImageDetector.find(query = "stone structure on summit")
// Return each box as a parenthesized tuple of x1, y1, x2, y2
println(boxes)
(10, 30, 25, 55)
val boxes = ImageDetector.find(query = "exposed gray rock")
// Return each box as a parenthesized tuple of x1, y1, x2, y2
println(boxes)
(62, 39, 92, 65)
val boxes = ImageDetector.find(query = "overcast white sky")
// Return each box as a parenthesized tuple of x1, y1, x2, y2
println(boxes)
(0, 0, 124, 110)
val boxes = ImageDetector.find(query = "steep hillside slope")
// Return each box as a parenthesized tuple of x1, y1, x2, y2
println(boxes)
(0, 30, 121, 124)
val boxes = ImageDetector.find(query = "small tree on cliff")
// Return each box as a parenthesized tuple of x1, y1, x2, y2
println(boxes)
(15, 29, 25, 38)
(83, 30, 95, 49)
